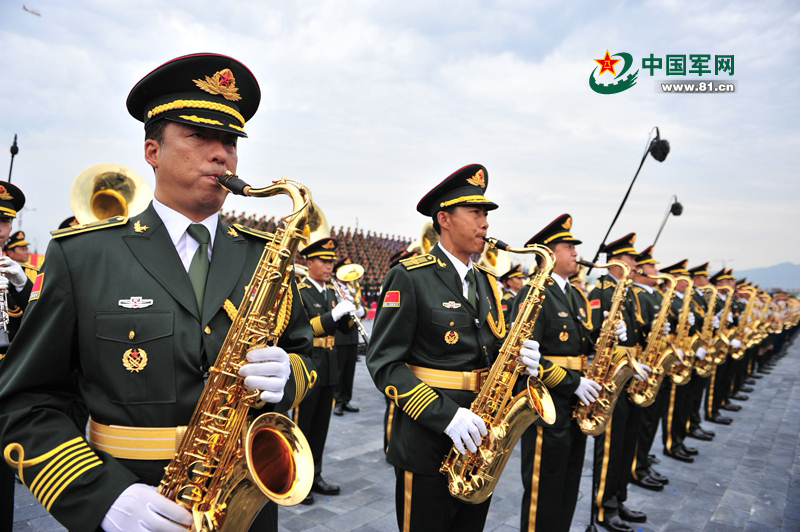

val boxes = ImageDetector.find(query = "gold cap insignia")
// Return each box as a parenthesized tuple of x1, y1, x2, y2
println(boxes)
(444, 330, 459, 345)
(466, 169, 486, 188)
(193, 68, 242, 102)
(559, 331, 569, 342)
(563, 217, 572, 230)
(630, 234, 637, 245)
(322, 240, 336, 249)
(0, 186, 11, 200)
(122, 348, 148, 372)
(18, 232, 24, 238)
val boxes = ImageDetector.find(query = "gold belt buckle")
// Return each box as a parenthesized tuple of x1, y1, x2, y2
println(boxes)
(470, 368, 489, 392)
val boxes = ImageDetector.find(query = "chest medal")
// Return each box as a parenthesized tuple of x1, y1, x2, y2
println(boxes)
(444, 331, 459, 345)
(123, 348, 148, 373)
(559, 331, 569, 342)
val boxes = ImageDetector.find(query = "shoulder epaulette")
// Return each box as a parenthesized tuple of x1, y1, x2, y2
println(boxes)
(632, 285, 645, 294)
(401, 253, 436, 270)
(23, 263, 40, 273)
(602, 280, 616, 290)
(297, 281, 312, 290)
(474, 263, 497, 279)
(50, 216, 128, 239)
(233, 223, 276, 240)
(502, 292, 514, 300)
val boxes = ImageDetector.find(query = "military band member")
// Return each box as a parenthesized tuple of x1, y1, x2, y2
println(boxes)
(628, 246, 670, 491)
(0, 182, 34, 532)
(295, 238, 356, 504)
(512, 214, 601, 532)
(0, 54, 316, 532)
(499, 264, 524, 325)
(587, 233, 648, 532)
(366, 164, 540, 532)
(661, 260, 710, 463)
(333, 257, 365, 416)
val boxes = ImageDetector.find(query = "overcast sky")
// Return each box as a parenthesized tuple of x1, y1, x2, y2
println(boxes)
(2, 0, 799, 273)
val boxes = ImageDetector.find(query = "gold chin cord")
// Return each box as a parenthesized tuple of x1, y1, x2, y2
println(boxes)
(573, 259, 644, 436)
(158, 173, 314, 532)
(440, 237, 556, 505)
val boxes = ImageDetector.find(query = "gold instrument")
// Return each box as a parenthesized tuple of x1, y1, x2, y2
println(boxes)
(407, 221, 439, 254)
(669, 276, 696, 385)
(70, 163, 152, 223)
(708, 286, 735, 365)
(159, 173, 314, 531)
(692, 285, 719, 378)
(440, 237, 556, 504)
(477, 242, 511, 278)
(574, 260, 644, 436)
(729, 285, 757, 359)
(333, 263, 370, 343)
(754, 294, 774, 343)
(628, 272, 681, 407)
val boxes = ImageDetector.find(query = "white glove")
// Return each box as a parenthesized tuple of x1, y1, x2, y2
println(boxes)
(574, 377, 601, 404)
(238, 346, 290, 403)
(744, 327, 750, 333)
(101, 483, 192, 532)
(655, 320, 671, 335)
(0, 275, 7, 293)
(675, 349, 685, 362)
(444, 407, 487, 454)
(518, 339, 540, 377)
(727, 312, 734, 324)
(355, 304, 366, 318)
(731, 339, 742, 349)
(615, 321, 627, 342)
(696, 347, 707, 361)
(331, 300, 356, 321)
(712, 315, 720, 329)
(633, 364, 652, 382)
(0, 257, 26, 290)
(687, 313, 696, 326)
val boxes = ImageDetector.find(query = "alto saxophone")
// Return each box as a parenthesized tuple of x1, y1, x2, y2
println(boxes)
(692, 285, 719, 378)
(730, 285, 757, 359)
(708, 286, 735, 365)
(628, 272, 681, 407)
(159, 174, 315, 532)
(669, 276, 696, 385)
(574, 260, 644, 436)
(440, 237, 556, 504)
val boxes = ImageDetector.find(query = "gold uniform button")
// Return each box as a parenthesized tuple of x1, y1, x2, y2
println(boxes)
(204, 326, 211, 334)
(450, 321, 455, 326)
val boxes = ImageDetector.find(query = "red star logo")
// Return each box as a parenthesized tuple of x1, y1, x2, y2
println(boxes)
(218, 70, 233, 87)
(594, 50, 621, 76)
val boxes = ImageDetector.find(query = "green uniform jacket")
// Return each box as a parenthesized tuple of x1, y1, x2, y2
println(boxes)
(297, 280, 354, 386)
(501, 289, 516, 326)
(1, 277, 32, 353)
(366, 245, 506, 474)
(588, 274, 642, 347)
(669, 291, 701, 337)
(0, 204, 315, 531)
(631, 284, 663, 339)
(510, 280, 593, 429)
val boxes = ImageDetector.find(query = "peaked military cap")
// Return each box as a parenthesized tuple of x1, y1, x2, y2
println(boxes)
(660, 259, 690, 276)
(58, 216, 77, 230)
(333, 257, 352, 273)
(602, 232, 637, 257)
(525, 213, 582, 247)
(0, 181, 25, 219)
(389, 249, 417, 269)
(735, 278, 748, 287)
(127, 53, 261, 137)
(635, 245, 658, 265)
(499, 264, 523, 283)
(416, 164, 498, 218)
(3, 231, 28, 251)
(688, 263, 709, 277)
(300, 237, 338, 261)
(709, 268, 734, 284)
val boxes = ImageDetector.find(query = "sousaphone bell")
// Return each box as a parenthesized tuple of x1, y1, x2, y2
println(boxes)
(71, 163, 152, 223)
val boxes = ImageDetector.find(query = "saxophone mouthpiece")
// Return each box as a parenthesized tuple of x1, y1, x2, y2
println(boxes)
(483, 236, 511, 251)
(576, 259, 595, 268)
(216, 171, 251, 196)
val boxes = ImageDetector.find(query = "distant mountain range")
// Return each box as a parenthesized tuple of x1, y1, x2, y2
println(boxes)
(735, 262, 800, 292)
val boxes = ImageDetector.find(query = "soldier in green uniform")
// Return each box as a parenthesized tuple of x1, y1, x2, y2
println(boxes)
(587, 233, 648, 532)
(628, 246, 671, 491)
(499, 264, 524, 325)
(366, 164, 541, 532)
(295, 238, 355, 504)
(332, 257, 365, 416)
(0, 54, 316, 532)
(660, 260, 710, 463)
(0, 182, 34, 532)
(512, 214, 601, 532)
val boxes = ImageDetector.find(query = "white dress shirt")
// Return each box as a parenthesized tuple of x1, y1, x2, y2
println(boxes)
(152, 198, 218, 272)
(437, 242, 474, 300)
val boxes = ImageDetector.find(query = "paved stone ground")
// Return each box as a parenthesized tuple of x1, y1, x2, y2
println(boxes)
(13, 332, 800, 531)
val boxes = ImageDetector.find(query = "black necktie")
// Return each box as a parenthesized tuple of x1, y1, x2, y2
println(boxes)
(187, 224, 210, 313)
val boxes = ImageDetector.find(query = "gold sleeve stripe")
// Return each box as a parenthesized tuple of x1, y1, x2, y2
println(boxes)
(41, 455, 102, 511)
(4, 437, 83, 484)
(31, 444, 96, 497)
(310, 316, 326, 337)
(27, 440, 101, 510)
(403, 386, 439, 420)
(542, 365, 567, 388)
(288, 353, 317, 410)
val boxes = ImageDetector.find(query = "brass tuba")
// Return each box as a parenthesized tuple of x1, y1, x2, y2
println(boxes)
(407, 221, 439, 254)
(628, 272, 681, 406)
(440, 237, 556, 504)
(159, 173, 314, 531)
(574, 259, 644, 436)
(70, 163, 152, 223)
